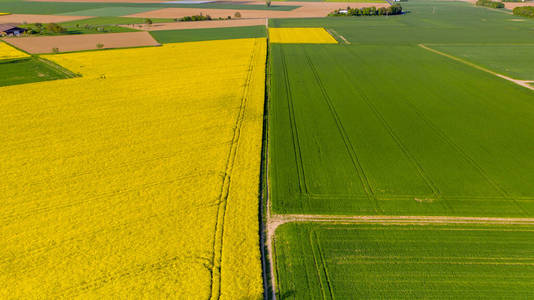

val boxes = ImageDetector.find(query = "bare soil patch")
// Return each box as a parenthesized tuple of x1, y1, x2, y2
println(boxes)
(0, 14, 91, 24)
(504, 2, 534, 9)
(126, 2, 387, 19)
(3, 31, 160, 54)
(127, 18, 265, 30)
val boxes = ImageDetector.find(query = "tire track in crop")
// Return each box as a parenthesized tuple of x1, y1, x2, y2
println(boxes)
(54, 255, 213, 298)
(341, 47, 446, 209)
(279, 46, 309, 195)
(312, 230, 335, 300)
(209, 38, 260, 300)
(399, 93, 528, 215)
(302, 48, 378, 211)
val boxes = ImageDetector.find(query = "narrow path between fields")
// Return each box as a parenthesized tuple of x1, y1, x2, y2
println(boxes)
(419, 44, 534, 91)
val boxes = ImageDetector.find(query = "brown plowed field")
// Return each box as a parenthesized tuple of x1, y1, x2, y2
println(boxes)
(0, 14, 91, 24)
(504, 2, 534, 9)
(126, 2, 387, 19)
(125, 18, 266, 31)
(3, 31, 160, 54)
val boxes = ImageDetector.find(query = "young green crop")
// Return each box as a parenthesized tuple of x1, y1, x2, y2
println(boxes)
(275, 223, 534, 298)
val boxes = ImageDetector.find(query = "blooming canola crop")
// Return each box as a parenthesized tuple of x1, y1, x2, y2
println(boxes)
(269, 27, 338, 44)
(0, 38, 266, 298)
(0, 41, 30, 60)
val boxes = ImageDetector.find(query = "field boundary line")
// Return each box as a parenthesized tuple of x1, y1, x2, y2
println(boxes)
(326, 28, 350, 45)
(418, 44, 534, 91)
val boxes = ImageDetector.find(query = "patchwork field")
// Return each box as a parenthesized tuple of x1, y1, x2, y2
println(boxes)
(0, 38, 266, 298)
(275, 223, 534, 298)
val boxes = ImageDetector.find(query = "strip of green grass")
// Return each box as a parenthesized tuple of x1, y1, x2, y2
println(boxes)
(275, 223, 534, 298)
(432, 44, 534, 80)
(150, 25, 266, 43)
(0, 57, 77, 87)
(59, 17, 176, 26)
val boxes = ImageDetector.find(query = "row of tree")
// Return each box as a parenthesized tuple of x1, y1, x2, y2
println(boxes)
(329, 4, 403, 17)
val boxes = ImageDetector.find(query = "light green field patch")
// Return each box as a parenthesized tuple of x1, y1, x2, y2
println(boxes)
(275, 223, 534, 299)
(432, 44, 534, 80)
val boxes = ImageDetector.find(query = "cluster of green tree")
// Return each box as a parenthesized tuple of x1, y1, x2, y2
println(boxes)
(513, 5, 534, 17)
(178, 13, 238, 22)
(329, 4, 403, 17)
(178, 14, 212, 22)
(475, 0, 504, 8)
(23, 23, 66, 35)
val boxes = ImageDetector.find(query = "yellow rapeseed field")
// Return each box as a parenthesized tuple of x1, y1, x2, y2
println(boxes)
(0, 38, 265, 298)
(269, 27, 338, 44)
(0, 41, 29, 60)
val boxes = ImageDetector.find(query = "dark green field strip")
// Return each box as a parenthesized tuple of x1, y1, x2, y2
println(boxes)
(270, 42, 534, 217)
(270, 1, 534, 45)
(150, 26, 266, 43)
(431, 44, 534, 80)
(275, 223, 534, 299)
(0, 1, 297, 15)
(59, 17, 176, 26)
(0, 57, 77, 87)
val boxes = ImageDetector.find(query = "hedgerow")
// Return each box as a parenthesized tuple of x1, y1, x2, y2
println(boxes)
(513, 6, 534, 17)
(476, 0, 504, 9)
(329, 4, 403, 16)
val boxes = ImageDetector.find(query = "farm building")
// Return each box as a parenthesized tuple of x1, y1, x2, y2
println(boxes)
(0, 24, 27, 36)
